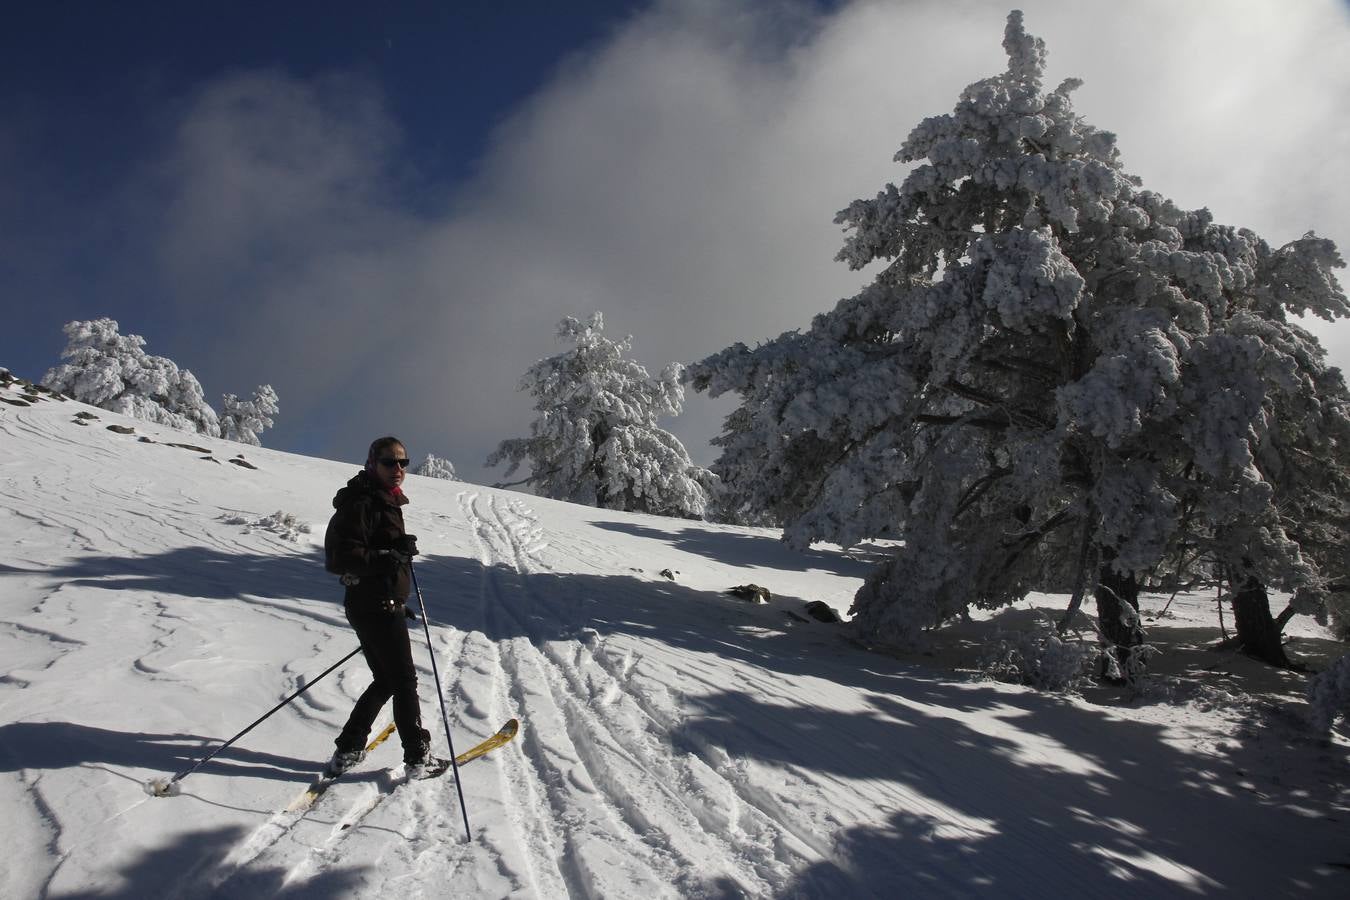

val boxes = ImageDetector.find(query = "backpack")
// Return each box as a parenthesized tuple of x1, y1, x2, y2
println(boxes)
(324, 489, 372, 575)
(323, 513, 345, 575)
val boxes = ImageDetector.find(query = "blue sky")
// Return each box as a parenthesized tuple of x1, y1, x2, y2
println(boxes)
(2, 2, 653, 201)
(3, 1, 1348, 486)
(2, 0, 657, 468)
(2, 1, 650, 367)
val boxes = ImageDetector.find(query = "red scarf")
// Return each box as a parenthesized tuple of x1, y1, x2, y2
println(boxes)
(364, 464, 409, 504)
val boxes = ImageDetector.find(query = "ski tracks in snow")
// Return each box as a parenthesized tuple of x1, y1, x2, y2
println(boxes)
(184, 489, 829, 898)
(457, 491, 817, 898)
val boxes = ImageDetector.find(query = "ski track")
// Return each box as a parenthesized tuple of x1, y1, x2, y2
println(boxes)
(459, 491, 829, 898)
(465, 491, 654, 899)
(454, 492, 1070, 898)
(196, 547, 569, 900)
(196, 625, 480, 895)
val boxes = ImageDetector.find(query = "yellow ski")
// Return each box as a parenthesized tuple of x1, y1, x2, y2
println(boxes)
(455, 718, 519, 766)
(285, 718, 518, 814)
(285, 721, 397, 813)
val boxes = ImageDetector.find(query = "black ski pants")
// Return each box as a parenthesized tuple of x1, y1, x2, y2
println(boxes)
(335, 600, 427, 763)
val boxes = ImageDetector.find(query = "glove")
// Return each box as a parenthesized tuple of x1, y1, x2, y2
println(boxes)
(378, 535, 419, 567)
(391, 534, 419, 559)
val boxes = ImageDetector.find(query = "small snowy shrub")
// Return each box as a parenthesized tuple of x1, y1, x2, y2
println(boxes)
(222, 510, 311, 542)
(1100, 641, 1161, 693)
(1308, 653, 1350, 734)
(980, 620, 1097, 692)
(1329, 588, 1350, 641)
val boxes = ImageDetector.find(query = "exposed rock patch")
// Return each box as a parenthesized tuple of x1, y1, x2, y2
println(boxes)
(726, 584, 772, 604)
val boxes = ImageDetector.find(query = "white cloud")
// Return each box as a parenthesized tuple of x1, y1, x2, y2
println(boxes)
(144, 0, 1350, 482)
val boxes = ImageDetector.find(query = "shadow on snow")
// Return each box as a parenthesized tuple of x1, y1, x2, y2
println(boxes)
(53, 824, 370, 899)
(6, 544, 1348, 896)
(8, 543, 337, 607)
(0, 721, 318, 784)
(410, 552, 1349, 897)
(590, 519, 882, 578)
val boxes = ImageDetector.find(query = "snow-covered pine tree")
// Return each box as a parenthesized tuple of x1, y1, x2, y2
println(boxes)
(43, 318, 222, 437)
(1197, 315, 1350, 659)
(488, 313, 713, 518)
(43, 318, 283, 446)
(413, 453, 459, 481)
(219, 385, 279, 446)
(687, 11, 1349, 664)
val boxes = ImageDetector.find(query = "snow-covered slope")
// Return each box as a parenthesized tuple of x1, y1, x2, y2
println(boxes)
(1, 376, 1347, 898)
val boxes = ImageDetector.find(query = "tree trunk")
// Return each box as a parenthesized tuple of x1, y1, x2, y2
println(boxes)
(1057, 515, 1094, 634)
(1096, 554, 1144, 682)
(1230, 575, 1292, 667)
(591, 422, 610, 508)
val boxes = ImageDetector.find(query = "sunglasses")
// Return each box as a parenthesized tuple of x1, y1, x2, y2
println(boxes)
(378, 457, 411, 469)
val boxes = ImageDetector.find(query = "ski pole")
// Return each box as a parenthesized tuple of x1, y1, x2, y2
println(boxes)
(144, 645, 363, 797)
(409, 559, 472, 841)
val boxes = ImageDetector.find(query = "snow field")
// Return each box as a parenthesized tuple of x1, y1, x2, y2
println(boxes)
(2, 379, 1348, 897)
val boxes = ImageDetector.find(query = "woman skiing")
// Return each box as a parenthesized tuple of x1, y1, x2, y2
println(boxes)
(323, 436, 444, 777)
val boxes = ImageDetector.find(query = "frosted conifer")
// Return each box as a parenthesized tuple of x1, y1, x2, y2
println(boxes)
(43, 318, 222, 437)
(688, 11, 1349, 656)
(414, 454, 459, 481)
(220, 385, 279, 446)
(489, 313, 712, 518)
(43, 318, 282, 446)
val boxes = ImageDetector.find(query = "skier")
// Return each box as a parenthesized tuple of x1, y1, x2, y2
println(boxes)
(323, 435, 445, 778)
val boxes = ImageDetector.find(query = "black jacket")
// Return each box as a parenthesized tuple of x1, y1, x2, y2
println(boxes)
(324, 471, 412, 605)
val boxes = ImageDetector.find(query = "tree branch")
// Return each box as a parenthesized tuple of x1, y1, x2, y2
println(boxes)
(972, 354, 1059, 383)
(1274, 603, 1296, 632)
(915, 413, 1012, 429)
(954, 467, 1012, 519)
(942, 379, 1052, 430)
(996, 509, 1076, 577)
(491, 464, 561, 491)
